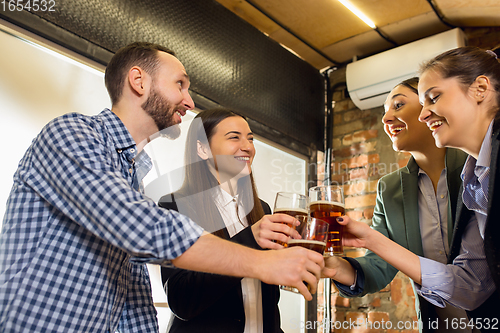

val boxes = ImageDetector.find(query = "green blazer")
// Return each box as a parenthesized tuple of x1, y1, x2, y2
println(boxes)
(340, 148, 467, 331)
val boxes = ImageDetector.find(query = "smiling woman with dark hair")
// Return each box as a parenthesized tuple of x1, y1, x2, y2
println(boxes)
(158, 108, 297, 333)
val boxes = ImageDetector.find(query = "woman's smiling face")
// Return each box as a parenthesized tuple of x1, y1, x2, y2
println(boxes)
(382, 84, 434, 153)
(418, 69, 479, 150)
(207, 116, 255, 179)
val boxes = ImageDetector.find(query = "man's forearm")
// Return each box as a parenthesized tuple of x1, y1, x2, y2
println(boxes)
(172, 232, 261, 278)
(171, 232, 325, 301)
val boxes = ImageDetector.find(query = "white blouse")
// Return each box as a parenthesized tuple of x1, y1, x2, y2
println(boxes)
(214, 189, 263, 333)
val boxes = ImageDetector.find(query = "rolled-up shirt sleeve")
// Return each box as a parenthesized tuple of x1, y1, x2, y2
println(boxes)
(416, 215, 495, 310)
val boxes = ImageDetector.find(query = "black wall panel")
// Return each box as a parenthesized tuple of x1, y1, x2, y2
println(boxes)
(1, 0, 324, 154)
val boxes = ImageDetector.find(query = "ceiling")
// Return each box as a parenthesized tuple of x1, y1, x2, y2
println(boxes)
(215, 0, 500, 70)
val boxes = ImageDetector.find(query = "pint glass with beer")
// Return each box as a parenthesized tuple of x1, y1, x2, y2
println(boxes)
(287, 217, 329, 253)
(273, 192, 308, 246)
(308, 185, 345, 256)
(283, 217, 329, 293)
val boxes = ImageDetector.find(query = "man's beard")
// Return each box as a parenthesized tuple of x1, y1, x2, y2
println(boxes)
(141, 87, 181, 140)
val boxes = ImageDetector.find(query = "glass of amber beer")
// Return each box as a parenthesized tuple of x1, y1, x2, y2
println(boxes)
(283, 217, 329, 293)
(287, 218, 329, 253)
(273, 192, 308, 246)
(308, 185, 345, 256)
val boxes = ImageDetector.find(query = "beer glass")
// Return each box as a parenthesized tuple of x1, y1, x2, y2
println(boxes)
(283, 217, 329, 293)
(273, 192, 308, 246)
(308, 185, 345, 256)
(287, 217, 329, 253)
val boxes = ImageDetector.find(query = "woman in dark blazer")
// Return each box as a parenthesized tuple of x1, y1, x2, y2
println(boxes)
(158, 108, 293, 333)
(418, 46, 500, 323)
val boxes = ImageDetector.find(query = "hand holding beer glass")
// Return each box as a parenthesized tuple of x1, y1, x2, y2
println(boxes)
(284, 217, 329, 293)
(308, 185, 345, 257)
(273, 192, 308, 247)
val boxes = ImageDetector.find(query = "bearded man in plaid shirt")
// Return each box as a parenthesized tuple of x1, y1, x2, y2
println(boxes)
(0, 42, 324, 332)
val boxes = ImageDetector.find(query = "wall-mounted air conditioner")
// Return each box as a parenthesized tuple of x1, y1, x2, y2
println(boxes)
(346, 28, 466, 110)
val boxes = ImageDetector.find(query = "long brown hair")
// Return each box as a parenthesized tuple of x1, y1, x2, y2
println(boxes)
(177, 108, 264, 239)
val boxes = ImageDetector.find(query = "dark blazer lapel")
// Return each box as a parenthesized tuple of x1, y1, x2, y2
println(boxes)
(484, 121, 500, 290)
(449, 185, 474, 261)
(445, 148, 467, 247)
(465, 121, 500, 320)
(400, 157, 424, 256)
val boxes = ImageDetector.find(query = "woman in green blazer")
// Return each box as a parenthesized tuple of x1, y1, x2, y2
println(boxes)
(322, 78, 471, 332)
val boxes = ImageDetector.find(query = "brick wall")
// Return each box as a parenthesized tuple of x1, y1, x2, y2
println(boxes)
(314, 67, 417, 333)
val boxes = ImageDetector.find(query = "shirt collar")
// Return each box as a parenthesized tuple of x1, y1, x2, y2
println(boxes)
(134, 150, 153, 184)
(214, 188, 239, 207)
(417, 167, 447, 180)
(461, 120, 494, 181)
(99, 109, 152, 189)
(98, 109, 137, 151)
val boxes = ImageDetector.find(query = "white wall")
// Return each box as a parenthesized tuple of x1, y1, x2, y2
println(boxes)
(0, 21, 308, 333)
(0, 22, 111, 222)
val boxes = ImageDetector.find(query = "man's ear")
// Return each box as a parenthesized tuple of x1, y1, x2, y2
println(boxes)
(197, 140, 210, 160)
(128, 66, 146, 97)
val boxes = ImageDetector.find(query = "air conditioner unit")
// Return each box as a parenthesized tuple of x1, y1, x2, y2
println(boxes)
(346, 28, 466, 110)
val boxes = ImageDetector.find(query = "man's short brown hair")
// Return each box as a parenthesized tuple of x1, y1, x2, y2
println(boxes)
(105, 42, 176, 105)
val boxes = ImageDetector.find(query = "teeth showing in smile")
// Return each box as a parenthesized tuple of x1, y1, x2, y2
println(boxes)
(175, 111, 182, 117)
(390, 126, 405, 135)
(429, 120, 443, 131)
(235, 156, 250, 161)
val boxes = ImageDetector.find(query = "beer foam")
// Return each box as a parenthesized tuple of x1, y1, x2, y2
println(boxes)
(288, 239, 326, 246)
(274, 207, 308, 214)
(308, 200, 345, 208)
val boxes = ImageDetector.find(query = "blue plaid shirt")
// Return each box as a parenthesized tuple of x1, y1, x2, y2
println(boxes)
(0, 109, 203, 332)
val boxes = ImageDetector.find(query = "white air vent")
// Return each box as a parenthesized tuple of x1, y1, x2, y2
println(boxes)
(346, 28, 466, 110)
